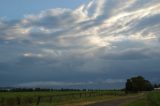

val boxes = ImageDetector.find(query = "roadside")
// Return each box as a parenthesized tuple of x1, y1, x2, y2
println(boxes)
(85, 95, 141, 106)
(61, 95, 125, 106)
(61, 94, 142, 106)
(121, 91, 160, 106)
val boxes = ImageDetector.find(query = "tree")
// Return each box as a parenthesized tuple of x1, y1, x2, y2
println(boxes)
(125, 79, 132, 93)
(154, 84, 158, 88)
(144, 80, 153, 91)
(125, 76, 153, 93)
(153, 83, 160, 88)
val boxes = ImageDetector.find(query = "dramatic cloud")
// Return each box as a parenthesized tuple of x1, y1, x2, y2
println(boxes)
(0, 0, 160, 88)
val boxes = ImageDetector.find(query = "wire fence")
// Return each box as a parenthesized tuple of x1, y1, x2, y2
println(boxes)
(0, 91, 125, 106)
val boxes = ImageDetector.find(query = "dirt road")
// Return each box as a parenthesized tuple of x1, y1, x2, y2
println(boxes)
(86, 96, 139, 106)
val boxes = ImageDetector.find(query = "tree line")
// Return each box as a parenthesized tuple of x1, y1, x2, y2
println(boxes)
(0, 76, 159, 93)
(125, 76, 159, 93)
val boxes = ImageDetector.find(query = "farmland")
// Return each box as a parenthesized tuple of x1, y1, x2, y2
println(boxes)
(0, 90, 126, 106)
(0, 90, 160, 106)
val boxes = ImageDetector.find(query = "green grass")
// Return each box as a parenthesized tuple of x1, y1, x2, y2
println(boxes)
(25, 95, 122, 106)
(0, 90, 125, 106)
(121, 91, 160, 106)
(121, 98, 148, 106)
(147, 91, 160, 106)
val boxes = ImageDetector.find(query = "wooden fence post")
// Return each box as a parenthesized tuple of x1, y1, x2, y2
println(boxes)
(16, 97, 21, 105)
(28, 97, 33, 104)
(80, 93, 82, 98)
(71, 93, 74, 99)
(36, 96, 41, 105)
(0, 98, 4, 106)
(100, 92, 102, 96)
(49, 96, 52, 103)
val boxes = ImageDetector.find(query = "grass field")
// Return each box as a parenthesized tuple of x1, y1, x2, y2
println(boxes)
(121, 91, 160, 106)
(147, 91, 160, 106)
(0, 90, 126, 106)
(1, 90, 159, 106)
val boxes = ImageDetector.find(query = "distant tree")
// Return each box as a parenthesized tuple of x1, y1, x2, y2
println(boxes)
(125, 76, 153, 93)
(125, 79, 132, 92)
(144, 80, 153, 91)
(154, 84, 158, 88)
(153, 84, 160, 88)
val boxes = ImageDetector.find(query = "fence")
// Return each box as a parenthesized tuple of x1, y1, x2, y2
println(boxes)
(0, 91, 125, 106)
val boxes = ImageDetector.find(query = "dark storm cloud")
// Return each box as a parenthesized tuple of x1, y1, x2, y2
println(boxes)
(0, 0, 160, 88)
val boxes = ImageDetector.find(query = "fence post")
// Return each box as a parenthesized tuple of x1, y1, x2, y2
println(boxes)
(71, 93, 74, 99)
(115, 92, 116, 96)
(100, 92, 102, 96)
(1, 98, 4, 106)
(36, 96, 41, 105)
(80, 93, 82, 98)
(16, 97, 21, 105)
(28, 97, 33, 104)
(49, 96, 52, 103)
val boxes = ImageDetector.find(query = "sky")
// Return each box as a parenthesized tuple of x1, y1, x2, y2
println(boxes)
(0, 0, 87, 19)
(0, 0, 160, 89)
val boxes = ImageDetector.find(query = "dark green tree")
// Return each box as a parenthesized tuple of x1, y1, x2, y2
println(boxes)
(154, 84, 158, 88)
(125, 79, 132, 93)
(125, 76, 153, 93)
(144, 80, 153, 90)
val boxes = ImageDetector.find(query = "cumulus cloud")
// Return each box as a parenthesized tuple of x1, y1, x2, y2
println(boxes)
(0, 0, 160, 88)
